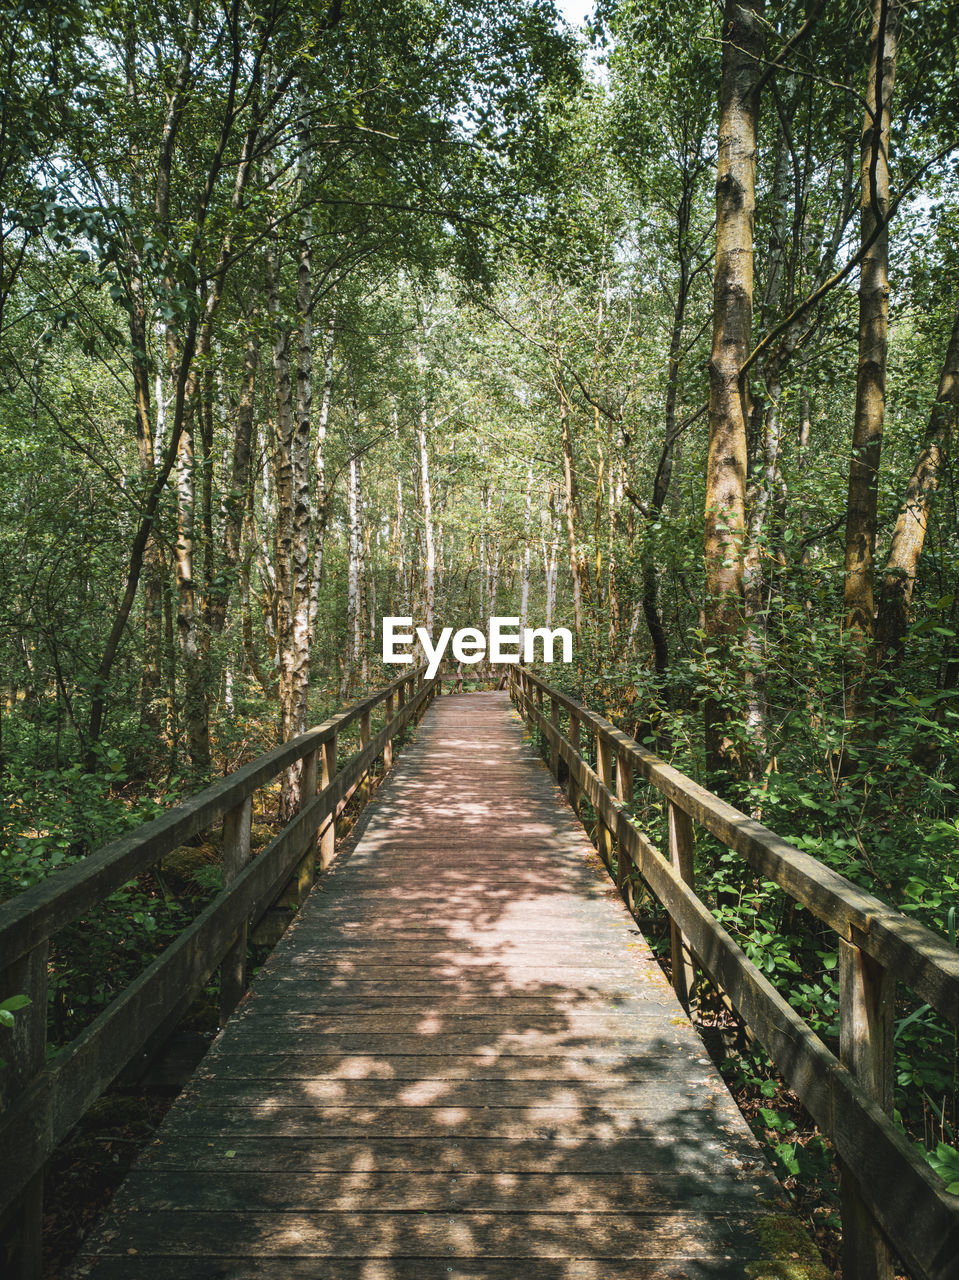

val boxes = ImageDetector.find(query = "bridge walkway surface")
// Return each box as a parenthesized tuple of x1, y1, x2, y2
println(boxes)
(76, 691, 828, 1279)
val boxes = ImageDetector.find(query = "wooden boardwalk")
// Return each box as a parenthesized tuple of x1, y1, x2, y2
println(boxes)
(77, 692, 827, 1279)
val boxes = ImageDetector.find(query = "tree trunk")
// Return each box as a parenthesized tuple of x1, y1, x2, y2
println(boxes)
(266, 235, 296, 730)
(543, 486, 559, 629)
(479, 483, 488, 624)
(843, 0, 899, 639)
(343, 452, 363, 695)
(520, 463, 533, 635)
(703, 0, 765, 779)
(285, 127, 314, 805)
(742, 93, 795, 780)
(308, 312, 335, 643)
(489, 490, 504, 624)
(798, 384, 813, 570)
(559, 383, 584, 644)
(124, 119, 164, 738)
(875, 304, 959, 659)
(208, 332, 257, 636)
(174, 404, 211, 771)
(417, 411, 436, 632)
(392, 406, 409, 617)
(607, 455, 621, 644)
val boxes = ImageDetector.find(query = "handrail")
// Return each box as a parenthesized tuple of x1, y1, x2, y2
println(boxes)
(510, 665, 959, 1280)
(0, 666, 437, 1274)
(0, 665, 426, 972)
(513, 670, 959, 1021)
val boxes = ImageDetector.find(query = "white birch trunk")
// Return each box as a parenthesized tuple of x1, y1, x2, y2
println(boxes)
(393, 413, 408, 615)
(417, 412, 436, 632)
(343, 453, 363, 695)
(309, 311, 335, 642)
(520, 464, 533, 635)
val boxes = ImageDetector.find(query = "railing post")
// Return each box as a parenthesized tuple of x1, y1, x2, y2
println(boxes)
(596, 731, 614, 869)
(359, 709, 372, 805)
(616, 747, 634, 907)
(550, 695, 560, 779)
(384, 691, 395, 770)
(219, 794, 253, 1023)
(667, 800, 696, 1010)
(296, 747, 319, 893)
(0, 941, 48, 1280)
(534, 684, 546, 765)
(319, 731, 337, 872)
(839, 937, 895, 1280)
(276, 748, 320, 914)
(567, 712, 581, 812)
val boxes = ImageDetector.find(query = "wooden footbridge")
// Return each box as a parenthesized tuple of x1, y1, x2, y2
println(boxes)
(1, 670, 958, 1279)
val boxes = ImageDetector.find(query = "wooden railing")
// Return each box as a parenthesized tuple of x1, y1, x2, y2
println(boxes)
(0, 666, 437, 1278)
(510, 665, 959, 1280)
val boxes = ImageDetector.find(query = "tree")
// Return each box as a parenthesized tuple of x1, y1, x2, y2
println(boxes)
(703, 0, 765, 779)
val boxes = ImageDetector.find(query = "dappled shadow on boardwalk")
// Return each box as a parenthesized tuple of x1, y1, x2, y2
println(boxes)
(75, 693, 824, 1280)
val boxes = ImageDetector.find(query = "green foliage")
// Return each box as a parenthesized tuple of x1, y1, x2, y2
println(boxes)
(0, 758, 167, 897)
(0, 993, 31, 1029)
(924, 1142, 959, 1195)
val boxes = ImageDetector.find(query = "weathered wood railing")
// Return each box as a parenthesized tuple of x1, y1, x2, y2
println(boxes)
(510, 665, 959, 1280)
(0, 666, 436, 1279)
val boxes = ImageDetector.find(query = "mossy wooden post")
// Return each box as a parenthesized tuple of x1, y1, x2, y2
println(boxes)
(596, 732, 614, 869)
(667, 800, 696, 1009)
(0, 940, 47, 1280)
(535, 683, 546, 765)
(319, 731, 337, 872)
(219, 795, 253, 1022)
(359, 710, 372, 805)
(616, 746, 634, 907)
(839, 937, 895, 1280)
(384, 691, 395, 770)
(292, 748, 319, 901)
(567, 712, 581, 812)
(550, 695, 560, 779)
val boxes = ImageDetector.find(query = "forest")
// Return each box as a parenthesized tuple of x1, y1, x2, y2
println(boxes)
(1, 0, 958, 1273)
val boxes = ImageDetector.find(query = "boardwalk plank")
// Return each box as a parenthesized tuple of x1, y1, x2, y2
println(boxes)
(135, 1134, 766, 1176)
(80, 1207, 782, 1258)
(76, 1258, 792, 1279)
(104, 1169, 777, 1213)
